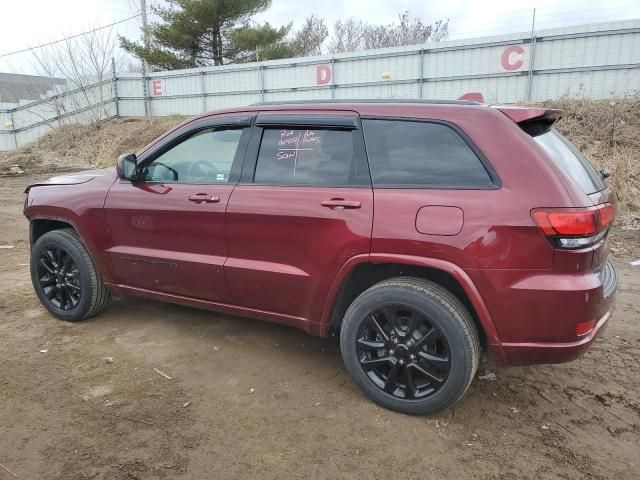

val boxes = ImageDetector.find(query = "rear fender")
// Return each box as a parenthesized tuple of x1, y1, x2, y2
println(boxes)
(320, 253, 506, 362)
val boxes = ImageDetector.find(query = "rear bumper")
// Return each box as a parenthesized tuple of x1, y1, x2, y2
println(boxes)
(499, 307, 612, 365)
(473, 260, 617, 366)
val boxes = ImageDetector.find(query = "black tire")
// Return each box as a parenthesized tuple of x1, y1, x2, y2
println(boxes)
(30, 229, 111, 322)
(340, 277, 480, 415)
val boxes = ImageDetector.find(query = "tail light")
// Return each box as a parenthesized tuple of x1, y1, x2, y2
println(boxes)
(531, 203, 615, 249)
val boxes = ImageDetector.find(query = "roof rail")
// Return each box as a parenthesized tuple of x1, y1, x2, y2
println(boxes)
(251, 98, 481, 106)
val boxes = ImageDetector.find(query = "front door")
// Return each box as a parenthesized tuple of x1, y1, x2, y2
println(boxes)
(104, 116, 252, 302)
(225, 112, 373, 323)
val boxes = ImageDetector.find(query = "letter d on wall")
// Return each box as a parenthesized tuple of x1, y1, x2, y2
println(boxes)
(316, 64, 332, 85)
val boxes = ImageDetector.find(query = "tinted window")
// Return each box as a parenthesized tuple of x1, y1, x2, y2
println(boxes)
(254, 128, 365, 186)
(534, 129, 604, 194)
(362, 119, 493, 187)
(143, 128, 243, 183)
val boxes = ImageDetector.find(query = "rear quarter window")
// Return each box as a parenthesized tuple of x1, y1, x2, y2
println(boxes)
(362, 119, 495, 188)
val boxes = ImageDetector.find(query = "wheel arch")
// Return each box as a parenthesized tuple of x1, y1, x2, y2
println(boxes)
(30, 218, 77, 245)
(28, 214, 115, 283)
(321, 254, 504, 360)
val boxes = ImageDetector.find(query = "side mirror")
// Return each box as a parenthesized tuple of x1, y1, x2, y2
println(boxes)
(117, 153, 138, 180)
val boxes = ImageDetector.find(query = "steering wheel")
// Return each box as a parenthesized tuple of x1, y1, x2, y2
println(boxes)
(145, 161, 179, 181)
(187, 159, 219, 182)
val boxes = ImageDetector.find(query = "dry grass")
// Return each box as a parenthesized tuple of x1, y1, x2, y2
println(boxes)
(1, 99, 638, 215)
(541, 98, 640, 214)
(44, 116, 186, 168)
(0, 116, 185, 175)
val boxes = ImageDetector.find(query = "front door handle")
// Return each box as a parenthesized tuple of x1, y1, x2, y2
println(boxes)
(321, 198, 362, 210)
(188, 193, 221, 203)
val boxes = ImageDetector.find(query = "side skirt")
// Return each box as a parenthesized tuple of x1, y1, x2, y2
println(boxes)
(106, 283, 325, 336)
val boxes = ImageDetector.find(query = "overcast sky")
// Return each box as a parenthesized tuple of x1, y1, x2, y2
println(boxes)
(1, 0, 639, 75)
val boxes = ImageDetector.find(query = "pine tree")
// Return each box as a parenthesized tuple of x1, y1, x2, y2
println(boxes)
(120, 0, 276, 69)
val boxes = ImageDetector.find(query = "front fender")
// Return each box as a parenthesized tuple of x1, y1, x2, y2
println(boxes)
(26, 211, 116, 284)
(25, 173, 117, 283)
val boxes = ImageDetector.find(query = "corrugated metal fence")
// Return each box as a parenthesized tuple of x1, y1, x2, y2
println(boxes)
(1, 19, 639, 151)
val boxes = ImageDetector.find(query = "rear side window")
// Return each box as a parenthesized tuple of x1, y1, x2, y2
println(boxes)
(254, 128, 368, 186)
(362, 119, 494, 188)
(534, 129, 605, 194)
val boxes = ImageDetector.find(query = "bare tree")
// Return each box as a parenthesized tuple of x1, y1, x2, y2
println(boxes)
(329, 18, 366, 54)
(329, 12, 449, 54)
(289, 15, 328, 56)
(30, 25, 124, 126)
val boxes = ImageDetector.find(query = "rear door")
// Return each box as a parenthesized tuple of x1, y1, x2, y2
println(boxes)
(104, 115, 252, 302)
(224, 112, 373, 322)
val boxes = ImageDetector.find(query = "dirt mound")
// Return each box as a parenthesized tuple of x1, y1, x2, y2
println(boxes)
(0, 116, 184, 175)
(1, 99, 638, 214)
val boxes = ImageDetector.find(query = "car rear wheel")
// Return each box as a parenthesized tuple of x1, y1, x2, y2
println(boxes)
(340, 277, 480, 414)
(30, 229, 111, 322)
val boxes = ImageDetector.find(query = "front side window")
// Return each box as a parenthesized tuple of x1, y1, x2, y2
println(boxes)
(362, 119, 494, 188)
(143, 128, 243, 183)
(254, 128, 366, 186)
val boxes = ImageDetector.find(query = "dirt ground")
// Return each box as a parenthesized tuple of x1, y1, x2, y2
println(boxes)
(1, 174, 639, 480)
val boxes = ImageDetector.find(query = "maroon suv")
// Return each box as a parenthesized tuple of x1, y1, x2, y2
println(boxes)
(24, 100, 616, 414)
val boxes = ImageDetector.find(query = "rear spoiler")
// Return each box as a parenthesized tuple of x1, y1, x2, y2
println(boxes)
(457, 92, 561, 136)
(496, 106, 562, 136)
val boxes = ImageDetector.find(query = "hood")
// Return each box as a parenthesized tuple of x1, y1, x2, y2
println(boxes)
(24, 168, 114, 193)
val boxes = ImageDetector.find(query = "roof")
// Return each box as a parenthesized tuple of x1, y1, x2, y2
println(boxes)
(0, 72, 66, 104)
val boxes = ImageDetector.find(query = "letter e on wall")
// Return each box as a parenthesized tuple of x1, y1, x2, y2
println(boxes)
(151, 79, 165, 96)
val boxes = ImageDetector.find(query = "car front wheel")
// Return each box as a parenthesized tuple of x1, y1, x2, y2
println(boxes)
(30, 229, 111, 322)
(340, 277, 480, 414)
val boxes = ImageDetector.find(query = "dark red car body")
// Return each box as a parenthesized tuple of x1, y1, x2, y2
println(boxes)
(24, 100, 617, 367)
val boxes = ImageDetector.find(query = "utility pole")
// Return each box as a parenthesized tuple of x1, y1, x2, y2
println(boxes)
(140, 0, 150, 58)
(140, 0, 150, 115)
(526, 8, 537, 101)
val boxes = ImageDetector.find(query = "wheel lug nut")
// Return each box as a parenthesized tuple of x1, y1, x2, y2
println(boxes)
(409, 354, 416, 360)
(392, 338, 399, 344)
(398, 359, 405, 365)
(388, 349, 395, 356)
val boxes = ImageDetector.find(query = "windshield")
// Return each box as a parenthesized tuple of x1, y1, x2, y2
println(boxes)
(534, 129, 605, 194)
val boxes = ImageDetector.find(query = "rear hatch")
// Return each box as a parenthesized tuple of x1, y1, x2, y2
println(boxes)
(496, 105, 616, 293)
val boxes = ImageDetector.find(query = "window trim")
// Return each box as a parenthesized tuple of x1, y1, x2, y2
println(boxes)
(133, 115, 254, 185)
(361, 116, 502, 190)
(256, 114, 358, 129)
(240, 118, 372, 188)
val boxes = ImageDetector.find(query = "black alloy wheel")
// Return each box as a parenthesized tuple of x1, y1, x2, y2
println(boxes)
(30, 229, 111, 321)
(357, 306, 451, 399)
(36, 245, 82, 311)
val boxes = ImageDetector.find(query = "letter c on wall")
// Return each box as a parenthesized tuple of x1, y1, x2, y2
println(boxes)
(501, 45, 525, 71)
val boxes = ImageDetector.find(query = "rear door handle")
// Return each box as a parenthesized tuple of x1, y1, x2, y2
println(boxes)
(188, 193, 220, 203)
(321, 198, 362, 210)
